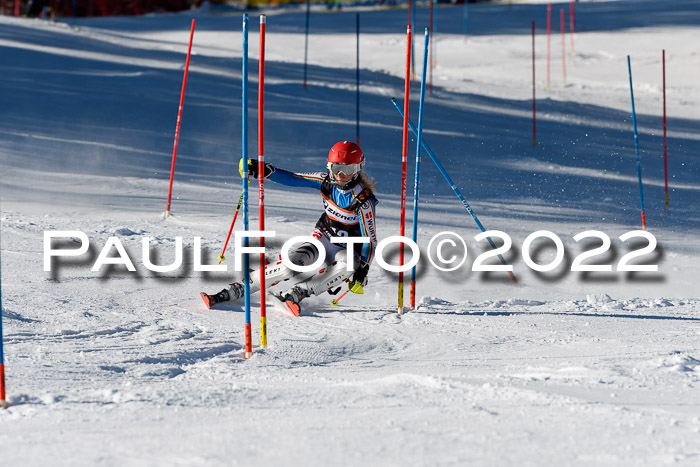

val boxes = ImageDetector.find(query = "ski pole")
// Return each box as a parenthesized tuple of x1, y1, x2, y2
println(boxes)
(410, 28, 430, 310)
(390, 98, 518, 285)
(330, 290, 349, 306)
(218, 190, 245, 263)
(219, 193, 243, 264)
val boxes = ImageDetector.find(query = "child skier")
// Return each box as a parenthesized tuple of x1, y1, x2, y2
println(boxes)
(200, 141, 378, 315)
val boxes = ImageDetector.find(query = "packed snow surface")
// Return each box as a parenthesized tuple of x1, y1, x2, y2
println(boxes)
(1, 0, 699, 465)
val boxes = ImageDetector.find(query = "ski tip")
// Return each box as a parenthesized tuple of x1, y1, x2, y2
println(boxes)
(284, 301, 301, 317)
(200, 292, 213, 309)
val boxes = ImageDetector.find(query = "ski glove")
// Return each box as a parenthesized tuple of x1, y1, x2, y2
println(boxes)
(348, 261, 369, 294)
(239, 158, 275, 179)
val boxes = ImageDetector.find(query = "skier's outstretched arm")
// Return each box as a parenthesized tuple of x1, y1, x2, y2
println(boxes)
(241, 158, 324, 190)
(269, 168, 325, 190)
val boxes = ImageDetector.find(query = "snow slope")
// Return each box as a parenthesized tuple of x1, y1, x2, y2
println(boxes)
(1, 0, 699, 465)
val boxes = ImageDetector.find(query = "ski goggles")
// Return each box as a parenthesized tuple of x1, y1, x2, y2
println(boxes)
(327, 162, 361, 177)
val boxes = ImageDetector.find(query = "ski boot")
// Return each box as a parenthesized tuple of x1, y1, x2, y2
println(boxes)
(200, 290, 229, 309)
(278, 285, 310, 317)
(200, 283, 243, 309)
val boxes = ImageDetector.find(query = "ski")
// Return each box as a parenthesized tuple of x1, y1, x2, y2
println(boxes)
(200, 292, 215, 309)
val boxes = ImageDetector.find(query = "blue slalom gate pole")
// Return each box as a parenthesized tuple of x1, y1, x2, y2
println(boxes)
(391, 98, 518, 284)
(355, 13, 360, 145)
(463, 0, 469, 39)
(410, 28, 430, 309)
(303, 0, 310, 88)
(0, 212, 6, 408)
(242, 14, 253, 359)
(627, 55, 647, 230)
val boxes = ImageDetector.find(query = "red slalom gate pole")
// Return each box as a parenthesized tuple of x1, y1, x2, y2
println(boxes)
(560, 8, 566, 85)
(398, 25, 412, 316)
(165, 19, 196, 219)
(569, 1, 575, 54)
(663, 49, 669, 209)
(532, 20, 536, 146)
(258, 15, 268, 348)
(546, 3, 551, 90)
(14, 0, 19, 16)
(356, 13, 360, 145)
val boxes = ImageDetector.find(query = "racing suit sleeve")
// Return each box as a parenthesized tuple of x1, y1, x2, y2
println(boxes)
(268, 168, 325, 190)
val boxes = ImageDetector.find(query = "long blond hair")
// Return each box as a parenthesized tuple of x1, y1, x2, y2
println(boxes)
(358, 171, 376, 193)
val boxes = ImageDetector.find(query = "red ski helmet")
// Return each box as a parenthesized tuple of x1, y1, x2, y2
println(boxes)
(327, 141, 365, 182)
(328, 141, 363, 165)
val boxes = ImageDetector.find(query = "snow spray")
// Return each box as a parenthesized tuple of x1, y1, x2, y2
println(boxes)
(546, 3, 551, 90)
(398, 25, 412, 315)
(627, 56, 647, 230)
(165, 19, 196, 219)
(242, 14, 253, 359)
(356, 13, 360, 145)
(258, 15, 268, 348)
(532, 20, 537, 146)
(663, 49, 669, 209)
(303, 0, 310, 89)
(560, 9, 567, 85)
(390, 98, 518, 285)
(410, 28, 430, 310)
